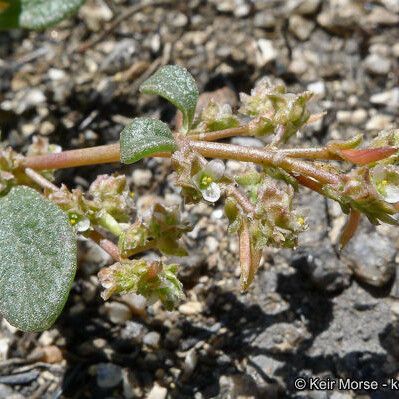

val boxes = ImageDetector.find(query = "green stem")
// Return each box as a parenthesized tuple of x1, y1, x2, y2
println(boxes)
(96, 210, 123, 237)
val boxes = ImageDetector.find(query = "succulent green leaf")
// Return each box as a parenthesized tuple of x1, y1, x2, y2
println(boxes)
(140, 65, 199, 132)
(0, 186, 77, 332)
(120, 117, 176, 164)
(0, 0, 85, 30)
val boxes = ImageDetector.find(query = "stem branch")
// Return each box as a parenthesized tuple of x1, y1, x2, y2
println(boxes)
(23, 141, 341, 185)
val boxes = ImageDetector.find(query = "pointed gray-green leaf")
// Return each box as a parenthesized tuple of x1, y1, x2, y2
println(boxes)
(140, 65, 199, 132)
(0, 186, 77, 332)
(120, 117, 176, 164)
(0, 0, 85, 30)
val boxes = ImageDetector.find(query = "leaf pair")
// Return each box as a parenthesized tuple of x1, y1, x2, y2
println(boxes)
(120, 65, 199, 165)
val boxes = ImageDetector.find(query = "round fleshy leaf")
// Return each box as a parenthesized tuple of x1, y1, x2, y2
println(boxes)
(0, 186, 77, 331)
(0, 0, 85, 30)
(120, 117, 176, 164)
(140, 65, 199, 132)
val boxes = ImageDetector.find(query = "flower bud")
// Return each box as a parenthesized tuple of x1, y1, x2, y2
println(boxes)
(98, 260, 184, 310)
(88, 174, 133, 222)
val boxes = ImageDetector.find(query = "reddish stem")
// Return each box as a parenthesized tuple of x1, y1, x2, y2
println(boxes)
(339, 209, 361, 250)
(88, 230, 121, 262)
(22, 141, 341, 185)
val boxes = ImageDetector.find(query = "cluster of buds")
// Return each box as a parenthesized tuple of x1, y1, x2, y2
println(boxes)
(239, 78, 313, 141)
(321, 129, 399, 227)
(226, 169, 306, 249)
(48, 174, 134, 233)
(118, 203, 191, 257)
(194, 101, 239, 132)
(98, 260, 184, 310)
(1, 137, 63, 197)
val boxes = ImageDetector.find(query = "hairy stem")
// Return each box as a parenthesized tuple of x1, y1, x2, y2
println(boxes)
(189, 141, 341, 185)
(188, 125, 249, 142)
(24, 168, 58, 191)
(23, 141, 341, 185)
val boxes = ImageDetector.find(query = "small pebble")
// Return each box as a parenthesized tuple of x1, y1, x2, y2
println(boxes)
(179, 301, 203, 315)
(132, 169, 152, 187)
(147, 384, 167, 399)
(103, 302, 132, 324)
(143, 332, 161, 348)
(96, 363, 122, 389)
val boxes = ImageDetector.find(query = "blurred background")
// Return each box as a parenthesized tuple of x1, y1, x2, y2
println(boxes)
(0, 0, 399, 398)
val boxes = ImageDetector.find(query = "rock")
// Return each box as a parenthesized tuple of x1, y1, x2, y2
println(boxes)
(246, 353, 284, 394)
(171, 12, 188, 28)
(103, 302, 132, 324)
(0, 384, 23, 399)
(96, 363, 123, 389)
(380, 0, 399, 12)
(120, 293, 147, 316)
(289, 15, 315, 40)
(183, 349, 198, 376)
(10, 88, 46, 114)
(365, 113, 393, 130)
(363, 53, 391, 75)
(219, 374, 262, 398)
(317, 0, 363, 34)
(254, 39, 277, 67)
(254, 11, 276, 29)
(121, 321, 147, 341)
(38, 330, 57, 346)
(211, 0, 251, 17)
(132, 169, 152, 187)
(143, 332, 161, 348)
(231, 136, 264, 147)
(290, 0, 321, 15)
(292, 245, 352, 292)
(100, 39, 138, 74)
(351, 108, 368, 125)
(0, 370, 39, 385)
(364, 6, 399, 27)
(41, 345, 63, 363)
(252, 322, 311, 354)
(178, 301, 203, 315)
(165, 328, 183, 348)
(336, 109, 367, 125)
(80, 0, 113, 31)
(370, 88, 399, 109)
(307, 81, 326, 98)
(147, 384, 167, 399)
(205, 236, 219, 252)
(341, 223, 396, 287)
